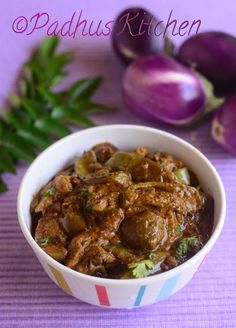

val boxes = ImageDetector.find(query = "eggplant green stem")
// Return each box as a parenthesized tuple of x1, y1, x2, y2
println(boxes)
(199, 74, 224, 114)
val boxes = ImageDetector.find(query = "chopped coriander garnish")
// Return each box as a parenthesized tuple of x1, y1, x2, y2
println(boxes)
(36, 236, 49, 246)
(43, 188, 55, 196)
(175, 236, 202, 258)
(176, 224, 185, 234)
(176, 226, 181, 234)
(128, 257, 155, 278)
(149, 253, 157, 260)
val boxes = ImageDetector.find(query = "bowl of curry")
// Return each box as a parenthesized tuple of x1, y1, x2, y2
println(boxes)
(18, 125, 226, 308)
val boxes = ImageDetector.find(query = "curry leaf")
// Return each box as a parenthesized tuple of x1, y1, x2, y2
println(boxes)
(22, 65, 33, 81)
(17, 125, 51, 150)
(9, 92, 21, 107)
(45, 52, 72, 82)
(0, 147, 16, 173)
(50, 106, 66, 120)
(0, 119, 7, 138)
(19, 79, 28, 97)
(37, 36, 59, 59)
(50, 73, 67, 87)
(51, 106, 94, 127)
(31, 37, 60, 68)
(21, 66, 35, 97)
(67, 112, 95, 127)
(0, 177, 8, 193)
(5, 109, 23, 129)
(24, 60, 44, 83)
(34, 116, 70, 138)
(21, 99, 44, 119)
(80, 102, 113, 114)
(0, 37, 109, 193)
(69, 76, 102, 102)
(3, 133, 36, 162)
(37, 86, 61, 106)
(70, 101, 113, 114)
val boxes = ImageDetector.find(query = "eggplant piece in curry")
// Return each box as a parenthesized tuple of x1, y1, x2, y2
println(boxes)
(31, 143, 214, 279)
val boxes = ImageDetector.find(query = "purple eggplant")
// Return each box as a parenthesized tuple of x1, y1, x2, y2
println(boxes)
(112, 7, 172, 64)
(212, 95, 236, 154)
(177, 32, 236, 95)
(123, 54, 223, 125)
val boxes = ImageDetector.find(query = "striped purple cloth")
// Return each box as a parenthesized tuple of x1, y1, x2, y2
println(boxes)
(1, 0, 236, 324)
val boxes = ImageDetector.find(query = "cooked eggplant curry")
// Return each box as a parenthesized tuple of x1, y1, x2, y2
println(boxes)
(31, 143, 214, 279)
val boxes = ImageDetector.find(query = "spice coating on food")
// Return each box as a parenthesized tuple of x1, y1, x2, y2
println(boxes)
(31, 143, 214, 279)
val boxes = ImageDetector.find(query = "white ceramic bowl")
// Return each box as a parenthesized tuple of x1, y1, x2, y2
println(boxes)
(17, 125, 226, 309)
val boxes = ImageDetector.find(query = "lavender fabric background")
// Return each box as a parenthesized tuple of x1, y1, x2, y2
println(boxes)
(0, 1, 236, 327)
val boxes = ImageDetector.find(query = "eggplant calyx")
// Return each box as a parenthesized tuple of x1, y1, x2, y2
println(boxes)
(163, 37, 176, 57)
(200, 74, 224, 113)
(212, 118, 224, 144)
